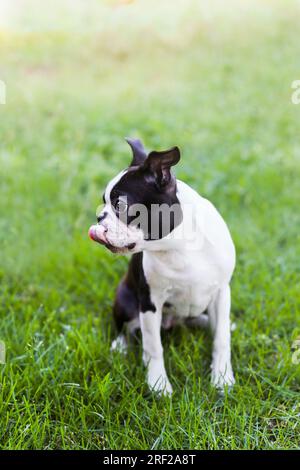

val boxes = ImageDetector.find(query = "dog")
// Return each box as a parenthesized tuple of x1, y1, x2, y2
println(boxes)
(88, 138, 235, 395)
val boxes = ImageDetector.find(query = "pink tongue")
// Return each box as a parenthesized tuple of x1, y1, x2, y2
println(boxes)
(88, 225, 108, 245)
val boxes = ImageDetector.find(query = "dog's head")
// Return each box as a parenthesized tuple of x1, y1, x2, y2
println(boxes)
(88, 138, 183, 254)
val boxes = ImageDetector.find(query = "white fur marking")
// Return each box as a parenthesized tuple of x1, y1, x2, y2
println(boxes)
(111, 334, 127, 354)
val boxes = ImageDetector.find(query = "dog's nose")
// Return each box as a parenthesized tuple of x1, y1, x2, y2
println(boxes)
(88, 223, 109, 245)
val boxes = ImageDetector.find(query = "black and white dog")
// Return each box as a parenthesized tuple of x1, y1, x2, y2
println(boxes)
(89, 138, 235, 395)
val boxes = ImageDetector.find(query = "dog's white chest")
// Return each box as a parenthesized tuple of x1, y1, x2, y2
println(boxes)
(166, 280, 219, 318)
(144, 247, 224, 318)
(167, 262, 219, 317)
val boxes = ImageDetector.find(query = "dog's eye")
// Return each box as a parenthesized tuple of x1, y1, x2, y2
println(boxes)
(115, 199, 128, 213)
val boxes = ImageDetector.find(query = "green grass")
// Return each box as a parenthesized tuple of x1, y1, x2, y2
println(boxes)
(0, 0, 300, 449)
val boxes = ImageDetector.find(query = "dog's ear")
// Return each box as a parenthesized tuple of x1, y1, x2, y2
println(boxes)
(125, 137, 147, 166)
(143, 146, 180, 187)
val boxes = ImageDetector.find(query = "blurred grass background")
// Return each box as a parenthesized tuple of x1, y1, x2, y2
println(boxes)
(0, 0, 300, 449)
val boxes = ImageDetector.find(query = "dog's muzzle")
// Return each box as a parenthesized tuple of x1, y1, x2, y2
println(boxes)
(88, 224, 109, 245)
(88, 224, 136, 252)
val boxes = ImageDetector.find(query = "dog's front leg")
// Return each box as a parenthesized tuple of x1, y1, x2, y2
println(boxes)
(140, 306, 173, 396)
(209, 284, 235, 390)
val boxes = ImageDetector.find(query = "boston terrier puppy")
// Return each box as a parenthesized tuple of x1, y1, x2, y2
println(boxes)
(89, 138, 235, 395)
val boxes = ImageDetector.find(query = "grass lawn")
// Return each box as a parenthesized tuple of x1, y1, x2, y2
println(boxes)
(0, 0, 300, 450)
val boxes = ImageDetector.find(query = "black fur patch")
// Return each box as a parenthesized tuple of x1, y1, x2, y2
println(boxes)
(113, 252, 155, 331)
(110, 167, 182, 240)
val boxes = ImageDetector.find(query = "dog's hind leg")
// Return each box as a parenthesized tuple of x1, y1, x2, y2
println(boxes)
(185, 313, 210, 329)
(110, 334, 128, 353)
(186, 312, 236, 331)
(111, 278, 140, 354)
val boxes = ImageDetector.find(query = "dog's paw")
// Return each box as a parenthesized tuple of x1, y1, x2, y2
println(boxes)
(148, 375, 173, 396)
(147, 359, 173, 396)
(110, 334, 127, 354)
(211, 360, 235, 391)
